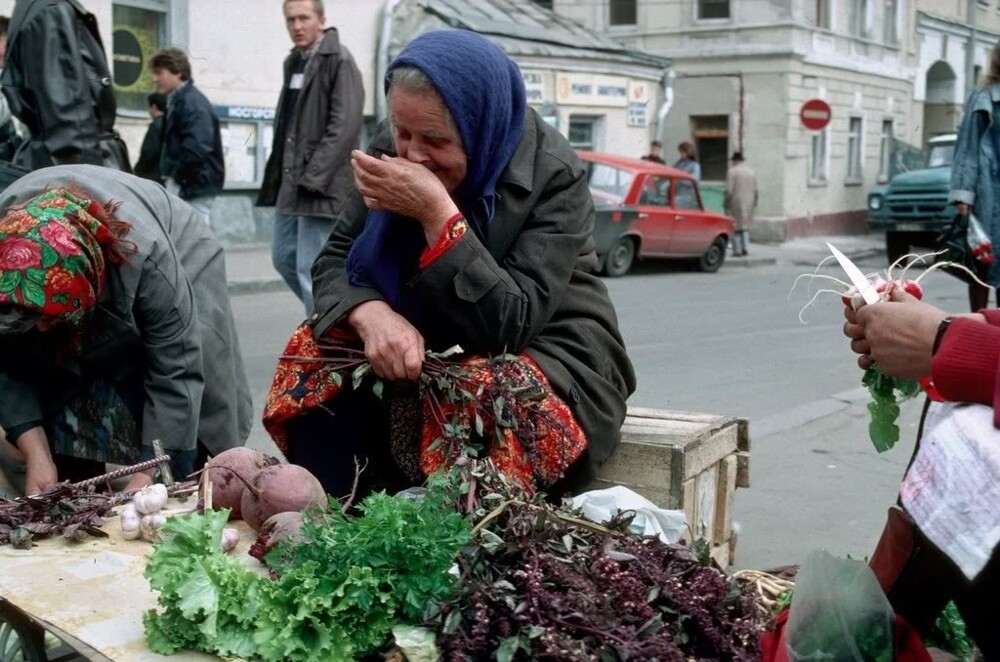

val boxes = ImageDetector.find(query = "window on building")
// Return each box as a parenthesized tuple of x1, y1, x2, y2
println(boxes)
(883, 0, 898, 44)
(568, 116, 601, 151)
(847, 116, 864, 181)
(609, 0, 637, 25)
(878, 119, 893, 182)
(698, 0, 730, 19)
(531, 0, 554, 9)
(810, 129, 828, 183)
(814, 0, 831, 29)
(850, 0, 869, 38)
(112, 1, 169, 113)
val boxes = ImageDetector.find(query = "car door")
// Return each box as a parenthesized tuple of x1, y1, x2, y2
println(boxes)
(666, 177, 711, 255)
(634, 174, 675, 254)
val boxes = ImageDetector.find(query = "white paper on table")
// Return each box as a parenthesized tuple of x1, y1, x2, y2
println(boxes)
(570, 485, 687, 544)
(900, 401, 1000, 581)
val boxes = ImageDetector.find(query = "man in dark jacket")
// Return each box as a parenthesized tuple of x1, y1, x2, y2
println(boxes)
(133, 93, 167, 184)
(0, 0, 130, 172)
(151, 47, 224, 224)
(257, 0, 364, 316)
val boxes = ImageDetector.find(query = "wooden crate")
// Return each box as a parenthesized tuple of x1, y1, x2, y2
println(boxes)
(590, 407, 750, 567)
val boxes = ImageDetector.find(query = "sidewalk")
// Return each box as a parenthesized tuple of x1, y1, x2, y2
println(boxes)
(222, 233, 889, 296)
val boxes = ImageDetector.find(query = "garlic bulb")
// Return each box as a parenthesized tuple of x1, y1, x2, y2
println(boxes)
(133, 483, 169, 514)
(140, 513, 167, 542)
(120, 503, 141, 540)
(220, 528, 240, 553)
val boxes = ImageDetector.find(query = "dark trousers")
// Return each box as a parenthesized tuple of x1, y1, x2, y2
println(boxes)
(284, 387, 416, 502)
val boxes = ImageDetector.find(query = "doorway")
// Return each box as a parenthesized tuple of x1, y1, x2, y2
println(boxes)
(691, 115, 729, 181)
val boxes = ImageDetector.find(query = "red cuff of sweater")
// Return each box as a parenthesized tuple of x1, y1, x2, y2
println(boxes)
(419, 213, 467, 269)
(930, 317, 1000, 406)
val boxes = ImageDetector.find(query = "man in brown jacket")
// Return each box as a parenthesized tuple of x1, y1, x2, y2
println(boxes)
(257, 0, 364, 316)
(724, 151, 758, 257)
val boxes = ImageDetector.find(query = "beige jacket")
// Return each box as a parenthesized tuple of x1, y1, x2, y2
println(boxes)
(724, 161, 758, 230)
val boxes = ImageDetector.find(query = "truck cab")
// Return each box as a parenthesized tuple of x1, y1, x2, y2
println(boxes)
(866, 133, 956, 264)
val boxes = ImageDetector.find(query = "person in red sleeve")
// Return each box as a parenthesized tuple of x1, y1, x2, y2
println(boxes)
(844, 288, 999, 658)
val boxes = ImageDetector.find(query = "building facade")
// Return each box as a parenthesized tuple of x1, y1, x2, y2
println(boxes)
(551, 0, 930, 239)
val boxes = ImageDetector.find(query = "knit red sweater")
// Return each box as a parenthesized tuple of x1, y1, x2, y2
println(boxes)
(930, 309, 1000, 426)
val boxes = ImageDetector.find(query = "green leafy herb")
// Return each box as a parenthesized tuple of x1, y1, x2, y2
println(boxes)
(862, 367, 920, 452)
(924, 602, 972, 658)
(144, 478, 472, 660)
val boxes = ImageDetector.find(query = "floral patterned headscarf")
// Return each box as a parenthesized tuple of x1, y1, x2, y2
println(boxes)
(0, 188, 132, 334)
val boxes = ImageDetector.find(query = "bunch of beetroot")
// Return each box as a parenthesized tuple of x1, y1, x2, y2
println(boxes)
(201, 447, 327, 555)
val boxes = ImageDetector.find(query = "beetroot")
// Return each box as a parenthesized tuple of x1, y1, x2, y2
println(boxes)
(240, 464, 328, 530)
(204, 448, 279, 520)
(248, 511, 306, 561)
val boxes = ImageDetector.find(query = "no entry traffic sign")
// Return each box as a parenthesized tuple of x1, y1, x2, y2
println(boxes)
(800, 99, 832, 131)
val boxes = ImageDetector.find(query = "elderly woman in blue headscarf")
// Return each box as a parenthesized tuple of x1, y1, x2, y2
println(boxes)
(263, 30, 635, 499)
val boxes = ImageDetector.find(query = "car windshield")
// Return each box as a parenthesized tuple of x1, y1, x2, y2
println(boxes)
(926, 143, 955, 168)
(585, 162, 634, 204)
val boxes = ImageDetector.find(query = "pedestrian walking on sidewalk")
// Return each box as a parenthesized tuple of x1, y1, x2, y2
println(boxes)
(725, 151, 757, 257)
(257, 0, 364, 317)
(950, 41, 1000, 311)
(151, 48, 224, 225)
(133, 93, 167, 185)
(0, 0, 131, 172)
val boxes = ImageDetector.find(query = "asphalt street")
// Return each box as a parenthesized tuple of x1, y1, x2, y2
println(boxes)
(229, 240, 971, 570)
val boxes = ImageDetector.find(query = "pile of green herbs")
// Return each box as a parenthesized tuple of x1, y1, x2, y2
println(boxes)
(143, 475, 471, 661)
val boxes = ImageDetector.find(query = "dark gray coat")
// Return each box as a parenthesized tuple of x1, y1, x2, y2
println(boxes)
(0, 166, 252, 457)
(257, 28, 364, 219)
(1, 0, 130, 172)
(311, 110, 636, 483)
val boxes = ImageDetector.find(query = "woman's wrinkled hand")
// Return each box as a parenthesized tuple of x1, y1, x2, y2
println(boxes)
(347, 300, 425, 381)
(351, 150, 459, 245)
(845, 287, 948, 379)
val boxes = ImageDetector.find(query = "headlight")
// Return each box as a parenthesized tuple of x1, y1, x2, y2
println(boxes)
(868, 195, 883, 211)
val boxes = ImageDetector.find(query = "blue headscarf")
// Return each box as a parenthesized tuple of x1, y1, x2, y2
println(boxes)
(346, 30, 527, 313)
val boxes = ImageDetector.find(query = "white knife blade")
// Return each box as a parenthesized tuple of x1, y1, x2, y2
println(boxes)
(826, 242, 879, 306)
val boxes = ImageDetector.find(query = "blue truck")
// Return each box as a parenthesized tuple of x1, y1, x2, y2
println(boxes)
(866, 133, 956, 264)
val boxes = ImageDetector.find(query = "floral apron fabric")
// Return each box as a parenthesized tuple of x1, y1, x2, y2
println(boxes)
(263, 324, 587, 492)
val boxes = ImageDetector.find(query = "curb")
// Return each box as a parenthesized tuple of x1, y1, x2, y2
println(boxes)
(724, 255, 778, 268)
(227, 279, 288, 297)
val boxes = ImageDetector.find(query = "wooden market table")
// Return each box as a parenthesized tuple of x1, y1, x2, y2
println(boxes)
(0, 500, 256, 661)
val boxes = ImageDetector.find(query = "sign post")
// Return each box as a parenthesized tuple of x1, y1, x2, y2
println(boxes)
(800, 99, 832, 131)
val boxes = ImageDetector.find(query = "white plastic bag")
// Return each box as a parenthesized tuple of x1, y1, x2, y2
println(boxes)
(570, 485, 687, 544)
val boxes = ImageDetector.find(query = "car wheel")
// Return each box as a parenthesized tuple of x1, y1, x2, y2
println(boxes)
(697, 236, 727, 273)
(885, 231, 909, 266)
(603, 237, 636, 277)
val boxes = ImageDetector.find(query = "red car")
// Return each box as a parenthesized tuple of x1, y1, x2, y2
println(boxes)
(577, 151, 736, 276)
